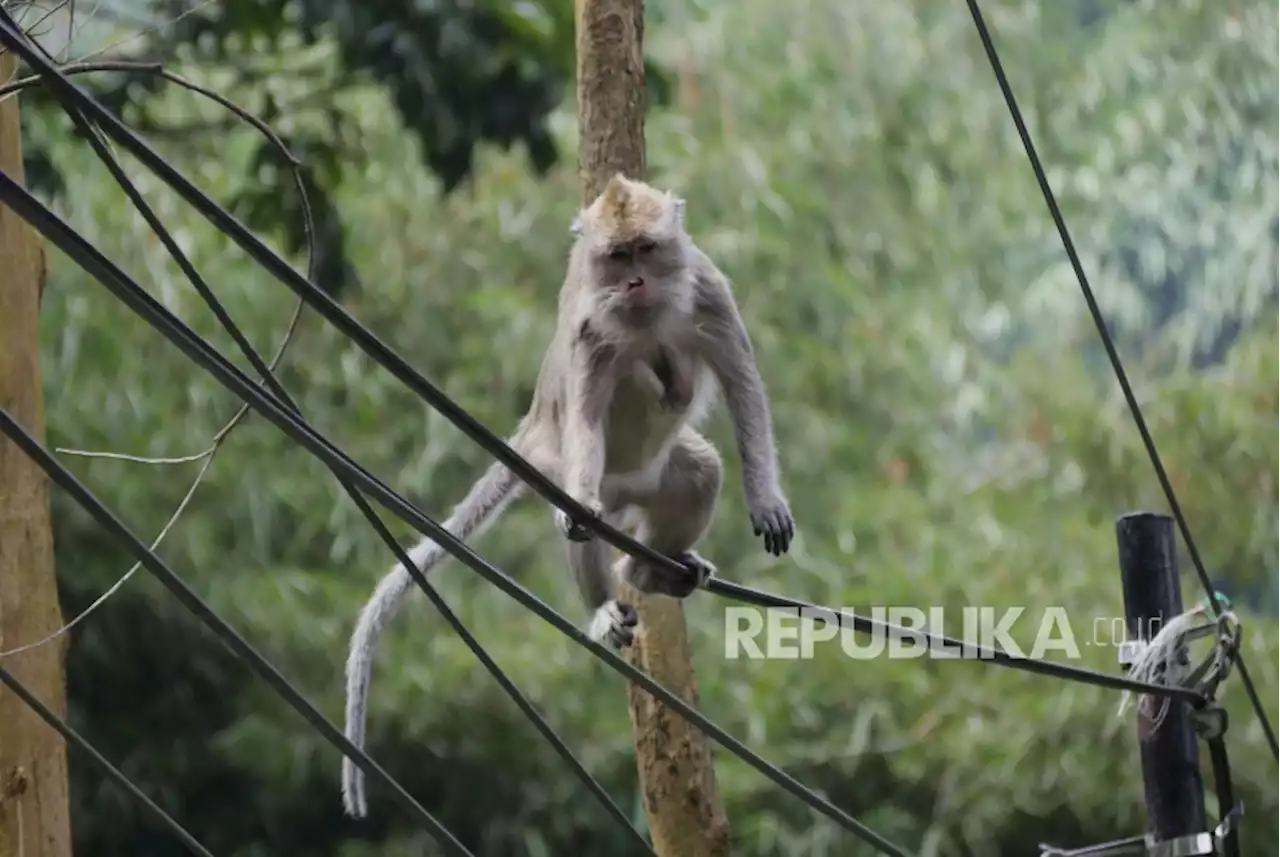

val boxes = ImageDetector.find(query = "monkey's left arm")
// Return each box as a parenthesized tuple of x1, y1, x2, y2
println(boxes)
(694, 264, 795, 556)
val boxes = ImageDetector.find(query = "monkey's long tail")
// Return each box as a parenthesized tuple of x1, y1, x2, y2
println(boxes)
(341, 458, 523, 818)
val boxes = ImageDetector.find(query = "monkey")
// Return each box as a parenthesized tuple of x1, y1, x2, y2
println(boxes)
(341, 173, 794, 818)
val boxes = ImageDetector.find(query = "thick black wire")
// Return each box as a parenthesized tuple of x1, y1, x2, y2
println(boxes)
(0, 20, 1208, 707)
(963, 0, 1279, 760)
(0, 181, 915, 857)
(63, 104, 655, 856)
(0, 664, 216, 857)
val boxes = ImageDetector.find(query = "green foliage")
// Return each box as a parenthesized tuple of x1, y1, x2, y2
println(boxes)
(24, 0, 1279, 855)
(22, 0, 625, 297)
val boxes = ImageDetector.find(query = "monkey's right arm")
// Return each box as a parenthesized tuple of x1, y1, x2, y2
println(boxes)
(694, 258, 795, 556)
(555, 331, 615, 541)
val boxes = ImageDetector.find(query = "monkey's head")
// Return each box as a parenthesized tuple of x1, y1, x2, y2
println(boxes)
(570, 174, 693, 323)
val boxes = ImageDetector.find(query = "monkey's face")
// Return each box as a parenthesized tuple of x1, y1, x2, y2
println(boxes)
(591, 234, 690, 323)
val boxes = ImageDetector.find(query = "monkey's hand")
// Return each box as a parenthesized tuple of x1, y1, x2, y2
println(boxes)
(555, 497, 606, 542)
(586, 600, 639, 649)
(661, 365, 695, 412)
(748, 490, 794, 556)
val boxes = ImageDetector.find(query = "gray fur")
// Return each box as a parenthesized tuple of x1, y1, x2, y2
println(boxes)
(340, 176, 793, 818)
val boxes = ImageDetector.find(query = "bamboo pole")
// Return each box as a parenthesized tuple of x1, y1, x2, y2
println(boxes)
(0, 49, 73, 857)
(573, 2, 730, 854)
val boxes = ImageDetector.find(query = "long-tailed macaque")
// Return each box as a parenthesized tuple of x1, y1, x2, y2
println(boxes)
(342, 174, 793, 817)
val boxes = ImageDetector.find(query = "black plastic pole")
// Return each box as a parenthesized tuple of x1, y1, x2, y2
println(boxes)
(1116, 511, 1206, 841)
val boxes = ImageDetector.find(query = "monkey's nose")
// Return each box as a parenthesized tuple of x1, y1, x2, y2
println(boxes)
(627, 277, 644, 290)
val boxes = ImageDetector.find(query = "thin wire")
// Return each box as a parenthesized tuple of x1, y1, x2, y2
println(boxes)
(0, 180, 917, 857)
(0, 450, 212, 658)
(0, 20, 1216, 705)
(62, 99, 652, 852)
(963, 0, 1278, 760)
(0, 663, 217, 857)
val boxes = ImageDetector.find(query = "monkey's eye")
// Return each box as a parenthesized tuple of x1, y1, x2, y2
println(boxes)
(636, 240, 657, 254)
(607, 246, 630, 261)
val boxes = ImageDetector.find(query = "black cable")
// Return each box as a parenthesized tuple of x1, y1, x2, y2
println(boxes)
(962, 0, 1278, 760)
(0, 664, 216, 857)
(708, 578, 1204, 702)
(63, 105, 655, 856)
(0, 186, 915, 857)
(0, 21, 1205, 707)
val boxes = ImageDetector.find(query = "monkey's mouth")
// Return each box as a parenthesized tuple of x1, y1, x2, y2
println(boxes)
(620, 280, 660, 309)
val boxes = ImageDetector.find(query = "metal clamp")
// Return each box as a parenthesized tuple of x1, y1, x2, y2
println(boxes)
(1212, 802, 1243, 849)
(1039, 835, 1146, 856)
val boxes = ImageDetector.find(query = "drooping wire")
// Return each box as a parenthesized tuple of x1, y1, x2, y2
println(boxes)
(0, 179, 918, 857)
(0, 664, 217, 857)
(962, 0, 1278, 761)
(0, 16, 1212, 706)
(51, 87, 656, 855)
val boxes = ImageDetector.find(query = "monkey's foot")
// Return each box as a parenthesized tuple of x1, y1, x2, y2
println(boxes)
(627, 551, 715, 599)
(555, 501, 604, 543)
(586, 600, 638, 649)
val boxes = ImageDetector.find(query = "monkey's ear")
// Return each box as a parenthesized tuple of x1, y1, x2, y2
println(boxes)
(672, 196, 686, 227)
(569, 212, 585, 236)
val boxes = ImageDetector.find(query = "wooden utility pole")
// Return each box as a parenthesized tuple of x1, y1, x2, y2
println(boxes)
(0, 51, 73, 857)
(1116, 512, 1206, 844)
(574, 2, 730, 855)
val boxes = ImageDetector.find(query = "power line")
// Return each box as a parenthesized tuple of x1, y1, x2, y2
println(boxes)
(963, 0, 1278, 761)
(60, 100, 654, 856)
(0, 176, 916, 857)
(0, 664, 216, 857)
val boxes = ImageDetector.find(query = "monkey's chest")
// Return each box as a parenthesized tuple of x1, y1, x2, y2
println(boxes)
(603, 379, 683, 475)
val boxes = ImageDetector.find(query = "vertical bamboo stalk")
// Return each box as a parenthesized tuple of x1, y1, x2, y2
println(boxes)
(573, 3, 730, 854)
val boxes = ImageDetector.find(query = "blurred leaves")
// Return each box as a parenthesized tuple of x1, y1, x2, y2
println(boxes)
(19, 0, 669, 298)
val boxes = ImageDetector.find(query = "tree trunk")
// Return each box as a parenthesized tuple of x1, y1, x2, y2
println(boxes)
(573, 2, 731, 855)
(0, 50, 73, 857)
